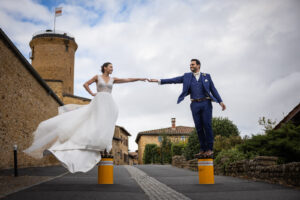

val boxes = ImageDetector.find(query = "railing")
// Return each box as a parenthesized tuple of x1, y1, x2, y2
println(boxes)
(32, 29, 75, 40)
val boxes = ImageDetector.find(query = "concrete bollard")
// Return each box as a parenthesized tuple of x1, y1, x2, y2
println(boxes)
(198, 158, 214, 184)
(98, 158, 114, 184)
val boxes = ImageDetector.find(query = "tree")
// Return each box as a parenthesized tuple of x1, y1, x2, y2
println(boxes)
(143, 144, 158, 164)
(171, 141, 186, 156)
(160, 134, 172, 164)
(184, 129, 200, 160)
(212, 117, 239, 137)
(258, 116, 276, 132)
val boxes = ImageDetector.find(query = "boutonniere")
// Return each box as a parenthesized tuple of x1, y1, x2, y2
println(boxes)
(202, 73, 206, 76)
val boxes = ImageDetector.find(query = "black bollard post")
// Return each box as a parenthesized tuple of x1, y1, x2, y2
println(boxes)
(13, 144, 18, 177)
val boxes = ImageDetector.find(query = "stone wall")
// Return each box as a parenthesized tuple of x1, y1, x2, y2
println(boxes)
(215, 156, 300, 187)
(0, 36, 61, 169)
(172, 155, 300, 187)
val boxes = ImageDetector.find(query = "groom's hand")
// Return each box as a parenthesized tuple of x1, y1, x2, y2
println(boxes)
(149, 79, 158, 82)
(220, 102, 226, 111)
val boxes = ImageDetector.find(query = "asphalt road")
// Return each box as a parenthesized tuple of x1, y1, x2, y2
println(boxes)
(2, 165, 300, 200)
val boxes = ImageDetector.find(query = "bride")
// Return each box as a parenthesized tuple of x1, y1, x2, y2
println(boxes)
(23, 62, 147, 173)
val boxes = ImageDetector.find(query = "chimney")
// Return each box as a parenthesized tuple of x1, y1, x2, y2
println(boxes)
(171, 118, 176, 130)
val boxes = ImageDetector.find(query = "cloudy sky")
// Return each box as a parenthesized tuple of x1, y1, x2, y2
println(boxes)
(1, 0, 300, 151)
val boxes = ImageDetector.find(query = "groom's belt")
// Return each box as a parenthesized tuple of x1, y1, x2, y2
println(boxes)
(191, 97, 211, 102)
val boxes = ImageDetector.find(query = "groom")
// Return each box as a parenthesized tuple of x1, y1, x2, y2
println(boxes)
(149, 59, 226, 157)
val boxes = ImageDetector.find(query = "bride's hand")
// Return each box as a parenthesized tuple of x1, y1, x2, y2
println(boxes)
(92, 93, 97, 96)
(139, 78, 148, 81)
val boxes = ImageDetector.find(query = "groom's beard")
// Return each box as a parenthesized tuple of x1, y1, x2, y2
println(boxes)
(190, 68, 200, 73)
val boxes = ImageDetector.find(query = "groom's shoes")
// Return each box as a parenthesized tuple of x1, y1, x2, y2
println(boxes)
(204, 150, 214, 158)
(194, 151, 205, 158)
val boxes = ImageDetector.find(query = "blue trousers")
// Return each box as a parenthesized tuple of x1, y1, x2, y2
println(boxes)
(190, 100, 213, 151)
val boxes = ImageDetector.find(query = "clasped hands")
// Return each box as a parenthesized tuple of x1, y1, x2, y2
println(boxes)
(138, 78, 159, 82)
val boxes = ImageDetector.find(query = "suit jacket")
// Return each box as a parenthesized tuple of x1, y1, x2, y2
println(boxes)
(160, 72, 223, 104)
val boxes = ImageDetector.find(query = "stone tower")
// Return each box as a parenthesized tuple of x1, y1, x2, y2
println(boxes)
(29, 30, 78, 95)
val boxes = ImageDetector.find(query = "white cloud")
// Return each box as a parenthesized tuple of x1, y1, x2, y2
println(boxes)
(1, 0, 300, 151)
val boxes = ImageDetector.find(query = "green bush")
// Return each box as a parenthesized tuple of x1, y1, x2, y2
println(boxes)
(160, 134, 172, 164)
(237, 123, 300, 163)
(171, 142, 186, 156)
(184, 129, 200, 160)
(143, 144, 158, 164)
(214, 135, 243, 157)
(214, 148, 248, 171)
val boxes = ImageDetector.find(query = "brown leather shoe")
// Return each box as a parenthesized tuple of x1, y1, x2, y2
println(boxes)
(194, 151, 205, 158)
(204, 150, 214, 157)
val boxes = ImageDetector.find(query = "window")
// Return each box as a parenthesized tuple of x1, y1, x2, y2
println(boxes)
(158, 136, 162, 142)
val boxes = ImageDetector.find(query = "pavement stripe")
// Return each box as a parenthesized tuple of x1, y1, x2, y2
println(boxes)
(124, 165, 191, 200)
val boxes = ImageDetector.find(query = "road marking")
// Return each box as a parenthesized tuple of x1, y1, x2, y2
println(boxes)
(124, 165, 191, 200)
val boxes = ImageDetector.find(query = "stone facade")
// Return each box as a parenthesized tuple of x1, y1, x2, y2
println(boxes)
(172, 155, 300, 187)
(129, 152, 138, 165)
(0, 29, 63, 169)
(111, 126, 130, 165)
(30, 33, 77, 95)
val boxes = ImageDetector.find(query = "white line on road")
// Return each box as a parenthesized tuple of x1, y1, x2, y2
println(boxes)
(124, 165, 191, 200)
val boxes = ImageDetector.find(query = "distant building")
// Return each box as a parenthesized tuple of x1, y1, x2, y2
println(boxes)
(135, 118, 194, 164)
(111, 126, 131, 165)
(274, 102, 300, 129)
(128, 151, 138, 165)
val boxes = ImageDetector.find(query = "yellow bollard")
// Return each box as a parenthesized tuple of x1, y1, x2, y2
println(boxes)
(98, 158, 114, 184)
(198, 158, 214, 184)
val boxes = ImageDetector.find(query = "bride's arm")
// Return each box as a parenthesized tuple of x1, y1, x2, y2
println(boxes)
(83, 75, 98, 96)
(113, 77, 147, 84)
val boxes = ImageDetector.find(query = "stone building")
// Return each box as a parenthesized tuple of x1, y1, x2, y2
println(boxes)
(0, 29, 131, 169)
(135, 118, 194, 164)
(111, 126, 131, 165)
(129, 151, 138, 165)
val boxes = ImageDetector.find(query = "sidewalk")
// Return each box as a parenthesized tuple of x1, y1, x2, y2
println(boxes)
(1, 165, 147, 200)
(1, 164, 300, 200)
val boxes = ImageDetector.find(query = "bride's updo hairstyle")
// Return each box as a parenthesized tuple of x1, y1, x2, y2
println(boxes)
(101, 62, 112, 73)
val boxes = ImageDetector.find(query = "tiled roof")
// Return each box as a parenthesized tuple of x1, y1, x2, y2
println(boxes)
(274, 102, 300, 129)
(116, 125, 131, 136)
(135, 126, 194, 143)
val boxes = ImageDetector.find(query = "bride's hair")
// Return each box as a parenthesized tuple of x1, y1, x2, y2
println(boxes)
(101, 62, 112, 73)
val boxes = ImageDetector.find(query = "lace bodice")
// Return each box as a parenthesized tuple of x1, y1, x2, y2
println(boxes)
(97, 75, 113, 93)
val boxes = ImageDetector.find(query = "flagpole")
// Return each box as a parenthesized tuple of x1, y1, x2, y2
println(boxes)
(54, 9, 56, 33)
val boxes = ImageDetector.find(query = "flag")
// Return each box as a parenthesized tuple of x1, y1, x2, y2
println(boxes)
(55, 7, 62, 17)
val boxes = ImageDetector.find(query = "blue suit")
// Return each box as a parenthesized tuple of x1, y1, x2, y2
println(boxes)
(160, 72, 223, 151)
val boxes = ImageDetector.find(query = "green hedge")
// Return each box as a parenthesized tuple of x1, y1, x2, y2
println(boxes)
(171, 142, 186, 156)
(238, 123, 300, 163)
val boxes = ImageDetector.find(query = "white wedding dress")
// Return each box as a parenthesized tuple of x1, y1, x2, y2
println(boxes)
(23, 75, 118, 173)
